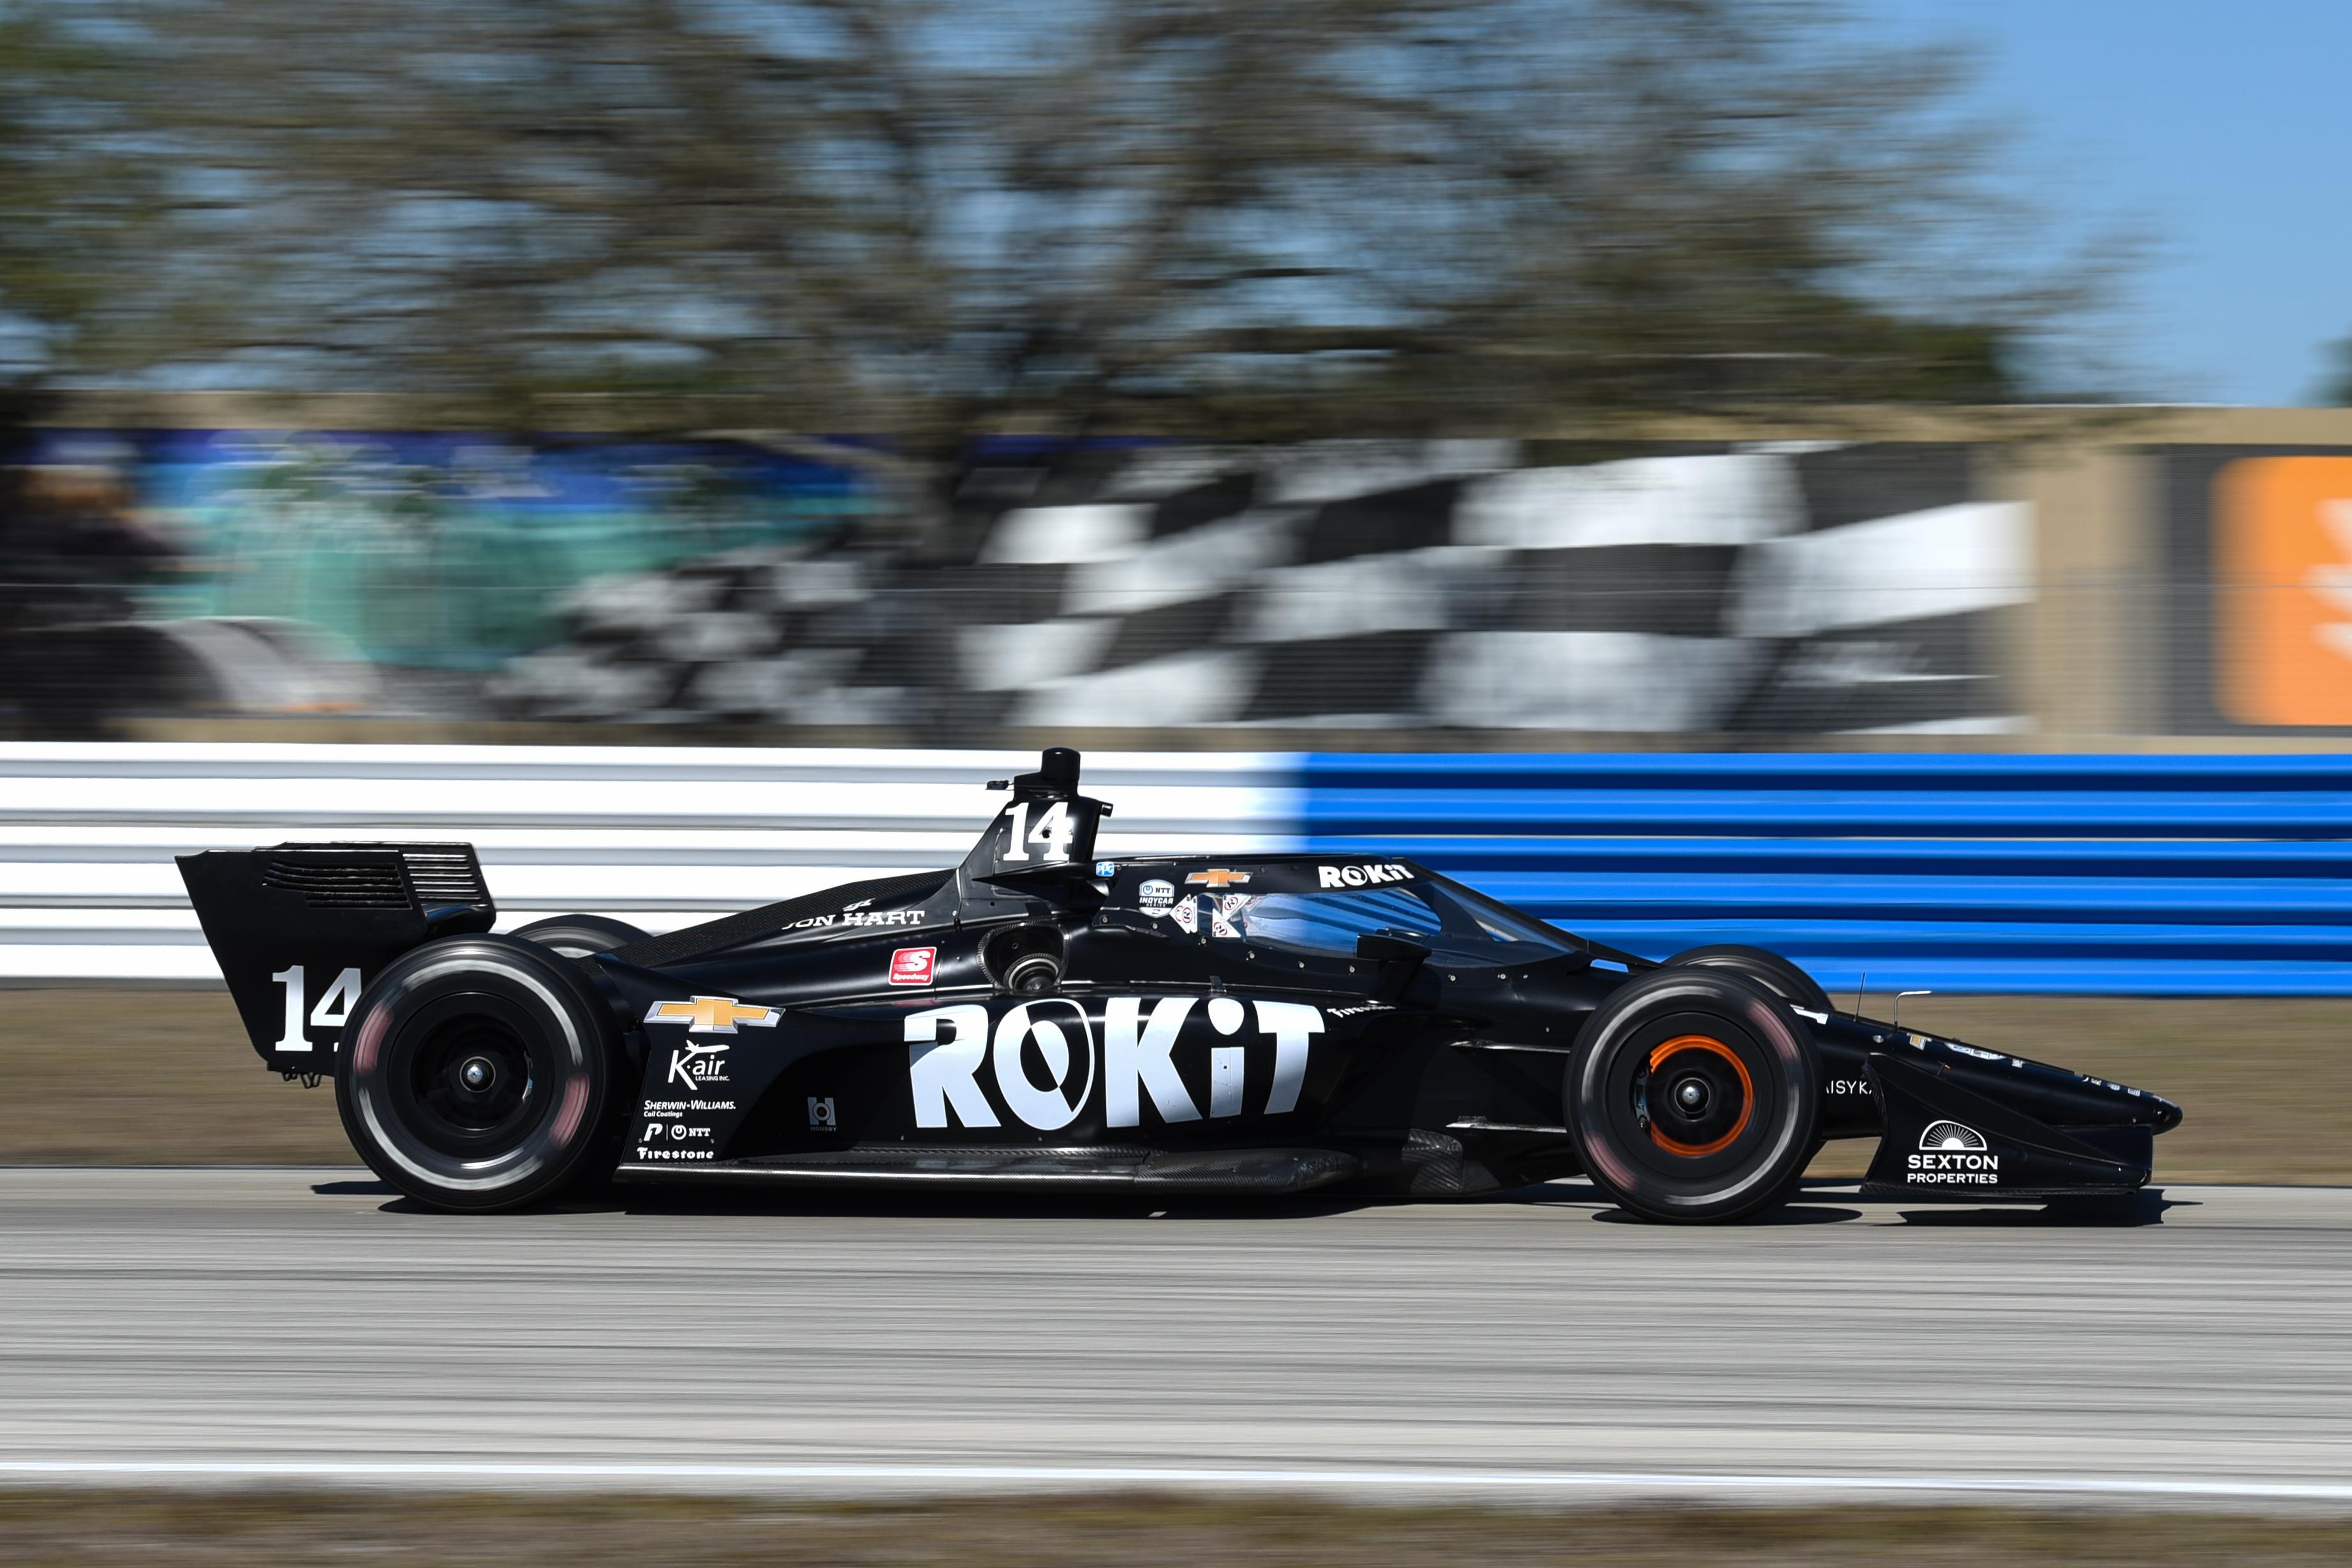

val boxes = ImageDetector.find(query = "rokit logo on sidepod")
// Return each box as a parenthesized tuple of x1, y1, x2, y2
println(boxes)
(905, 996, 1324, 1131)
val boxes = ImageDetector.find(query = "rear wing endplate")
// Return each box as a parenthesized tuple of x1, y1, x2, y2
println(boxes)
(177, 843, 495, 1074)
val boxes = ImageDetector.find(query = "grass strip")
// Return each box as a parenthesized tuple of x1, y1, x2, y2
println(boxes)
(3, 1490, 2352, 1568)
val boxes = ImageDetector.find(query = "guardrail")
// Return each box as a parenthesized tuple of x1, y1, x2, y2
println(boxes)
(0, 745, 1295, 981)
(1301, 753, 2352, 995)
(4, 746, 2346, 993)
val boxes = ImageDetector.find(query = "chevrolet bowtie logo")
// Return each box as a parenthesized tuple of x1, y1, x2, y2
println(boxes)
(643, 996, 781, 1035)
(1185, 868, 1252, 889)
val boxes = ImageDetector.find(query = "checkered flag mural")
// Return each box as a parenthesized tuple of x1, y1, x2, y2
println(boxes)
(493, 440, 2029, 735)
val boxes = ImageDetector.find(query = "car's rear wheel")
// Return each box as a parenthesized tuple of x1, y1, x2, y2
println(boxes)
(335, 935, 623, 1213)
(1662, 943, 1835, 1015)
(1565, 967, 1821, 1223)
(511, 914, 649, 959)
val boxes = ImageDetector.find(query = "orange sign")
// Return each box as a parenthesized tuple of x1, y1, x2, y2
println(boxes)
(2214, 457, 2352, 725)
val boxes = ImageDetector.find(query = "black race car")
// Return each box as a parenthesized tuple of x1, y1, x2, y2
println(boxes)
(179, 748, 2180, 1221)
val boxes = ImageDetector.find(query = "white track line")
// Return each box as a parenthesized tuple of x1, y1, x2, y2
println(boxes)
(2, 1462, 2349, 1502)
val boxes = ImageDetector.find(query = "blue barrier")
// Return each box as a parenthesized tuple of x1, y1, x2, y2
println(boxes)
(1299, 754, 2352, 995)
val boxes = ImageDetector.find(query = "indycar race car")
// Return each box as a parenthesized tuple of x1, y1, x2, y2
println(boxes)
(179, 748, 2180, 1221)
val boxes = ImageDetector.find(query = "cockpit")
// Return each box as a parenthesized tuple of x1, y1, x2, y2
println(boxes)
(1187, 869, 1576, 969)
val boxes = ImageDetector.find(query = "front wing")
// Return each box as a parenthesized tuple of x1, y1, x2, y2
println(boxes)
(1810, 1014, 2180, 1201)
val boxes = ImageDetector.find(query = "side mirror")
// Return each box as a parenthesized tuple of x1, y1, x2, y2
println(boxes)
(1356, 932, 1431, 964)
(1356, 931, 1430, 1001)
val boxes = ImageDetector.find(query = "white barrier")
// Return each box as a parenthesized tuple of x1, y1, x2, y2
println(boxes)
(0, 744, 1299, 981)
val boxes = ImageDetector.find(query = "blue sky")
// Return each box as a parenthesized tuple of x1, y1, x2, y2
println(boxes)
(1871, 0, 2351, 404)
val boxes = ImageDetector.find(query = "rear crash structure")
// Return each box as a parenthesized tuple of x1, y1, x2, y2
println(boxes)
(179, 748, 2181, 1220)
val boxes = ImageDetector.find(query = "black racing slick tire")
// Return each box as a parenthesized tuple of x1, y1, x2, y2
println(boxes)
(510, 914, 650, 959)
(1662, 943, 1835, 1016)
(334, 935, 623, 1213)
(1565, 966, 1821, 1224)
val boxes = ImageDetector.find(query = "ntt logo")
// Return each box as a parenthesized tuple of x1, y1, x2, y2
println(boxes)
(1907, 1119, 2001, 1184)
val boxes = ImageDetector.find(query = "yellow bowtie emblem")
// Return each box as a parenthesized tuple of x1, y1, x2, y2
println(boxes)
(643, 996, 781, 1035)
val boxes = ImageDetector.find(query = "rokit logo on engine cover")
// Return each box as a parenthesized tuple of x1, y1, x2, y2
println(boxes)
(1907, 1120, 2001, 1185)
(905, 995, 1324, 1131)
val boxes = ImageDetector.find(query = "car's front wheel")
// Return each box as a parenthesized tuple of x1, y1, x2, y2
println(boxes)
(1565, 966, 1821, 1223)
(334, 935, 623, 1212)
(1661, 943, 1835, 1015)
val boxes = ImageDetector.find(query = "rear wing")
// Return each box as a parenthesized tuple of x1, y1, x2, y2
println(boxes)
(177, 843, 495, 1074)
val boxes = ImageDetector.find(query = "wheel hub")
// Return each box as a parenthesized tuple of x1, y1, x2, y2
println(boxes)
(410, 1016, 534, 1141)
(1638, 1034, 1755, 1158)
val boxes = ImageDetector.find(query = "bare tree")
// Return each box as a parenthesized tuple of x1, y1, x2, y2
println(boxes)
(1, 9, 153, 412)
(27, 1, 2107, 517)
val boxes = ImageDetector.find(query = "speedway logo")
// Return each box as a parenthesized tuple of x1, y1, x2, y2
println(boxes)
(905, 995, 1323, 1131)
(1906, 1119, 2001, 1185)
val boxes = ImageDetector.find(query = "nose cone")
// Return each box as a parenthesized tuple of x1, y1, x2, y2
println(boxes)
(1915, 1033, 2183, 1137)
(2059, 1064, 2183, 1134)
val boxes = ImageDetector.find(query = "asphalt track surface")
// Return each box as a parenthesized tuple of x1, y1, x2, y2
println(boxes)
(4, 1169, 2350, 1505)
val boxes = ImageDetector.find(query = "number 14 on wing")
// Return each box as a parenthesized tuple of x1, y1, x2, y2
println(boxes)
(269, 964, 363, 1051)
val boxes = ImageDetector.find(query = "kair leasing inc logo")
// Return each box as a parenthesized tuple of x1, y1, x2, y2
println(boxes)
(1906, 1120, 2000, 1185)
(644, 995, 780, 1091)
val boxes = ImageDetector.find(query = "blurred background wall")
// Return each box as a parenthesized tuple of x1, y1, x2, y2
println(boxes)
(9, 399, 2352, 750)
(4, 0, 2269, 751)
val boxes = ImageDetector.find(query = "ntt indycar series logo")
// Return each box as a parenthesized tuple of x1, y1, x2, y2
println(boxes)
(1906, 1120, 2001, 1185)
